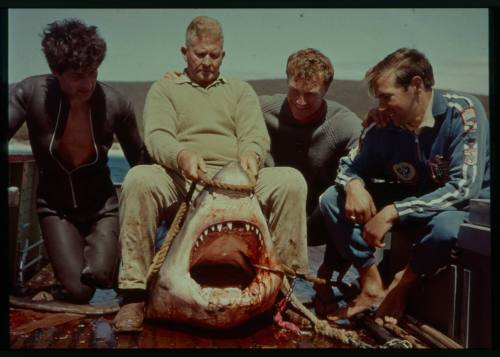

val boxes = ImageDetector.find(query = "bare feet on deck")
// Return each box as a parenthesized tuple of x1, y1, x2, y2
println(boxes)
(374, 268, 417, 326)
(326, 264, 385, 322)
(112, 302, 145, 332)
(326, 290, 385, 322)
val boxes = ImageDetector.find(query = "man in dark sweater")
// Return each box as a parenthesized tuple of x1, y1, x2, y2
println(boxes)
(259, 48, 362, 315)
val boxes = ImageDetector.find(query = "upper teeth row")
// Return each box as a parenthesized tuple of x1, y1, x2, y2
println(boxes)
(194, 222, 264, 248)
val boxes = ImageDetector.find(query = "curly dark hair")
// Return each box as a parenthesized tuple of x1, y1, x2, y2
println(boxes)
(41, 18, 106, 74)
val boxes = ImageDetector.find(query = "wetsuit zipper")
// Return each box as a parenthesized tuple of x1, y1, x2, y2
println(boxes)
(49, 99, 100, 209)
(414, 134, 424, 162)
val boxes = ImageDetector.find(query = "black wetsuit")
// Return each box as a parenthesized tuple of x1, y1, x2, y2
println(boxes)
(9, 74, 149, 302)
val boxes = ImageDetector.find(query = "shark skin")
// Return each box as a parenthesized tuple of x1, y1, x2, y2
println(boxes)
(146, 162, 283, 329)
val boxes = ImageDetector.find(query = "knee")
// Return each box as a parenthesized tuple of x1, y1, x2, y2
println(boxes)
(427, 227, 457, 247)
(428, 212, 463, 245)
(82, 233, 119, 288)
(274, 167, 307, 199)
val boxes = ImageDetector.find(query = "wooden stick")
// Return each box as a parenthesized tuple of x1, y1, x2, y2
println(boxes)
(252, 264, 285, 276)
(405, 315, 463, 349)
(280, 264, 328, 285)
(402, 318, 448, 349)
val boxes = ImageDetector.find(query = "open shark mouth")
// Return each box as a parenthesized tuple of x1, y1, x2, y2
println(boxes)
(189, 220, 276, 309)
(147, 162, 283, 328)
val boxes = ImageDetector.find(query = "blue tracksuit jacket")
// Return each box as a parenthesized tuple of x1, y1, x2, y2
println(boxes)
(335, 90, 490, 223)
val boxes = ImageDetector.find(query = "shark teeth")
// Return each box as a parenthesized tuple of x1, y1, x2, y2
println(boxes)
(257, 232, 263, 247)
(199, 276, 273, 310)
(192, 221, 264, 252)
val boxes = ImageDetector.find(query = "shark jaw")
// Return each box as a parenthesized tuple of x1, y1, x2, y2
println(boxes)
(146, 163, 283, 329)
(189, 219, 278, 310)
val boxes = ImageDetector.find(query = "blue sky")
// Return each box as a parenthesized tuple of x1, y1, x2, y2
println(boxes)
(8, 8, 489, 95)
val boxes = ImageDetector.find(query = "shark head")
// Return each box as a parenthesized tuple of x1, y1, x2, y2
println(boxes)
(146, 162, 283, 328)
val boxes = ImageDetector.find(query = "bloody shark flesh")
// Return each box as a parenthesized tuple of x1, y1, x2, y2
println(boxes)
(146, 162, 283, 328)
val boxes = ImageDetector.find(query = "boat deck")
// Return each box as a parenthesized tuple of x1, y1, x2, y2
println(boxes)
(9, 247, 434, 349)
(10, 309, 369, 349)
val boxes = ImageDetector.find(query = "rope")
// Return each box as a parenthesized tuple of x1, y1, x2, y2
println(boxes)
(279, 276, 369, 347)
(380, 338, 413, 349)
(383, 322, 426, 348)
(198, 170, 256, 193)
(147, 201, 189, 281)
(146, 167, 258, 283)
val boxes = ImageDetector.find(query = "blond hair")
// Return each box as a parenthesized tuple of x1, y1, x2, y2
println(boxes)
(286, 48, 334, 89)
(185, 16, 224, 46)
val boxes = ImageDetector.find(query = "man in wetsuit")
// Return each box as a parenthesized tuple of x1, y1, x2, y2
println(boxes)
(9, 19, 148, 303)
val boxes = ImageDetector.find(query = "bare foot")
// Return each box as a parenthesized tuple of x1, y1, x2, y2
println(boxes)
(112, 302, 145, 332)
(327, 263, 386, 322)
(374, 283, 411, 326)
(374, 268, 417, 326)
(326, 290, 385, 322)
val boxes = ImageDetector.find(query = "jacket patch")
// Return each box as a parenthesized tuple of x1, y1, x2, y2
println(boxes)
(392, 161, 417, 184)
(464, 142, 478, 166)
(461, 107, 477, 132)
(427, 155, 449, 185)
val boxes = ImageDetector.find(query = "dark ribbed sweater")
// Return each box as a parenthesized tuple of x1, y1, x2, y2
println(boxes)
(260, 93, 362, 214)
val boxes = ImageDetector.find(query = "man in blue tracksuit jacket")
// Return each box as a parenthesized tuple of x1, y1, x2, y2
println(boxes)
(319, 48, 490, 325)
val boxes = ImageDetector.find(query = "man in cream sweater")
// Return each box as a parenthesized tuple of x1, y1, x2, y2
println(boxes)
(112, 16, 308, 332)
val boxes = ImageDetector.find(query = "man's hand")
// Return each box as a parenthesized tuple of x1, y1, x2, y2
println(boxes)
(177, 149, 207, 181)
(362, 204, 399, 248)
(345, 179, 377, 224)
(362, 108, 393, 128)
(163, 70, 182, 80)
(239, 151, 259, 177)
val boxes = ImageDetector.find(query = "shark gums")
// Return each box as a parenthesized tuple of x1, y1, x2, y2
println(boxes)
(146, 162, 283, 328)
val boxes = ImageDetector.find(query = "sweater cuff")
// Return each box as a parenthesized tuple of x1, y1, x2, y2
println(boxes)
(147, 139, 185, 171)
(239, 144, 266, 163)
